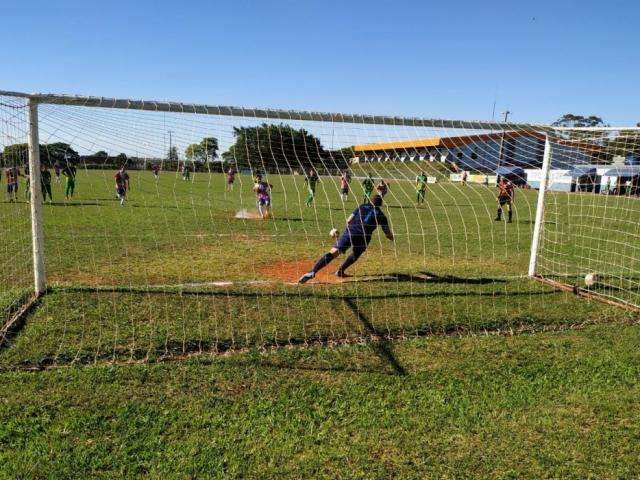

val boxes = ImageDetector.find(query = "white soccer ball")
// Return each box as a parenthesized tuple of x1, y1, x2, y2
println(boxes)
(329, 228, 339, 238)
(584, 273, 599, 287)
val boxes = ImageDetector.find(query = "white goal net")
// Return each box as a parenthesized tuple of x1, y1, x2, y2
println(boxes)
(0, 90, 637, 368)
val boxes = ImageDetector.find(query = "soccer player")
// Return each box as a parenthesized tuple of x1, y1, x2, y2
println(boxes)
(298, 194, 394, 283)
(62, 163, 77, 200)
(53, 161, 62, 183)
(226, 167, 236, 191)
(253, 174, 273, 219)
(376, 179, 390, 199)
(495, 177, 515, 223)
(461, 170, 468, 186)
(5, 166, 18, 202)
(151, 164, 160, 179)
(339, 170, 351, 201)
(115, 166, 128, 206)
(40, 164, 53, 203)
(416, 171, 428, 203)
(304, 168, 319, 207)
(361, 174, 374, 202)
(182, 163, 191, 181)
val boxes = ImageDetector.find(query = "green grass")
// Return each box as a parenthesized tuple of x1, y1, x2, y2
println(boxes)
(2, 323, 640, 478)
(0, 168, 636, 366)
(1, 167, 639, 477)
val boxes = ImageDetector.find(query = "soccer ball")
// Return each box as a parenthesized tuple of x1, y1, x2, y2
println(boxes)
(584, 273, 599, 287)
(329, 228, 339, 238)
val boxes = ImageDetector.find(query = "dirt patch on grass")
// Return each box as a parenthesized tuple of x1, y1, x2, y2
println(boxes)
(258, 260, 345, 284)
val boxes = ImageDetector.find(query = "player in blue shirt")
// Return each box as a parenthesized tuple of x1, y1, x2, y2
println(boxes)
(298, 195, 394, 283)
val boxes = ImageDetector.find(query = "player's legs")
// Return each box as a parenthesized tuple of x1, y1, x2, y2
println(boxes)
(336, 244, 367, 276)
(305, 189, 314, 207)
(45, 183, 53, 202)
(506, 201, 513, 223)
(299, 247, 341, 283)
(495, 198, 506, 221)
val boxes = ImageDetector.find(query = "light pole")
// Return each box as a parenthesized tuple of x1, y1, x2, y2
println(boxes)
(497, 110, 511, 170)
(168, 130, 174, 161)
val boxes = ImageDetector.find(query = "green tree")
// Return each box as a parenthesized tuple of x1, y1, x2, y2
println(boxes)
(185, 143, 204, 162)
(185, 137, 219, 163)
(168, 146, 179, 162)
(222, 123, 328, 172)
(552, 114, 608, 128)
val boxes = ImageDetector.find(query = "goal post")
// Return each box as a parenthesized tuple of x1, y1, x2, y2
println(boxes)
(528, 134, 552, 277)
(27, 98, 46, 296)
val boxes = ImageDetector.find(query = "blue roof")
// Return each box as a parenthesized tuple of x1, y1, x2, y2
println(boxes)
(604, 166, 640, 176)
(568, 166, 597, 177)
(495, 166, 525, 175)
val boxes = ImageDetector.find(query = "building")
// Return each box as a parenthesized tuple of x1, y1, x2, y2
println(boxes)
(353, 131, 602, 173)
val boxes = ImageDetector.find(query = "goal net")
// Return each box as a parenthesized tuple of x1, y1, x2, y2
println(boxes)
(533, 127, 640, 309)
(0, 91, 637, 368)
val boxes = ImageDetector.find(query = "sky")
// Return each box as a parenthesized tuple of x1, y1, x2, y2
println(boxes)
(1, 0, 639, 128)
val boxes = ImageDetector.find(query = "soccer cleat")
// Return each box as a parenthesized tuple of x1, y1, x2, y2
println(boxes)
(335, 270, 347, 278)
(298, 271, 315, 284)
(494, 217, 501, 221)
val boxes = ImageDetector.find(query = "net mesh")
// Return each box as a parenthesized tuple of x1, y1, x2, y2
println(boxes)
(0, 92, 637, 368)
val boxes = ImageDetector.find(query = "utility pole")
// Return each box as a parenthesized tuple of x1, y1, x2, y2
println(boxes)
(497, 110, 511, 170)
(168, 130, 174, 161)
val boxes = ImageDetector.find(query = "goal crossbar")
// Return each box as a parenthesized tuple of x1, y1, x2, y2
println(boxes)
(1, 89, 540, 131)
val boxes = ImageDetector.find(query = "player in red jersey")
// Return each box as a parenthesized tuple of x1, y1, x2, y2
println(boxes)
(495, 178, 515, 223)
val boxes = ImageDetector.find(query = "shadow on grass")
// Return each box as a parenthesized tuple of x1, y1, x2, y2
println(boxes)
(343, 298, 406, 376)
(55, 283, 551, 301)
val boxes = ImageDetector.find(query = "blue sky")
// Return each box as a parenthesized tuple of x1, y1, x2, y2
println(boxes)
(1, 0, 639, 126)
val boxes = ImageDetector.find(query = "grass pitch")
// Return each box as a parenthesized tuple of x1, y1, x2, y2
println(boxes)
(1, 167, 639, 477)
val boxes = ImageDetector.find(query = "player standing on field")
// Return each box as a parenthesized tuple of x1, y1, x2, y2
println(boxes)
(62, 163, 77, 200)
(298, 194, 394, 283)
(182, 163, 191, 181)
(40, 164, 53, 203)
(376, 179, 389, 199)
(226, 167, 236, 191)
(339, 170, 351, 201)
(5, 166, 19, 202)
(253, 174, 273, 219)
(53, 161, 62, 183)
(151, 164, 160, 179)
(495, 177, 514, 223)
(361, 174, 374, 202)
(416, 171, 428, 203)
(115, 166, 129, 206)
(304, 168, 319, 207)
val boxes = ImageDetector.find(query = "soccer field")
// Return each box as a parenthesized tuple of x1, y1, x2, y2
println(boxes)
(1, 168, 639, 478)
(0, 168, 636, 367)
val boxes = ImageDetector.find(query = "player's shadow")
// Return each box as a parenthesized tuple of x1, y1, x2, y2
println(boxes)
(343, 298, 407, 376)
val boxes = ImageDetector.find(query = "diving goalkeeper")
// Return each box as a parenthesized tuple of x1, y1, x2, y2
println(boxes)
(298, 194, 394, 283)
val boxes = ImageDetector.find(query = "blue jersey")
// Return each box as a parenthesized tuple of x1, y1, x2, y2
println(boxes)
(346, 204, 388, 239)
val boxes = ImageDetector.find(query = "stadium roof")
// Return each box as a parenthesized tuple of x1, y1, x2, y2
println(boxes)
(604, 166, 640, 177)
(567, 166, 597, 177)
(353, 131, 539, 152)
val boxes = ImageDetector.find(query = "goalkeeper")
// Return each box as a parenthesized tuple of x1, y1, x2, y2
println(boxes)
(416, 171, 428, 203)
(298, 194, 394, 283)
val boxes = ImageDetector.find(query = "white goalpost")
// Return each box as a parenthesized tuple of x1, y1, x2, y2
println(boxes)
(1, 89, 638, 367)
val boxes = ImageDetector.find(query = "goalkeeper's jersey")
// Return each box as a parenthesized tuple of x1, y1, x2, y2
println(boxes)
(346, 203, 388, 239)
